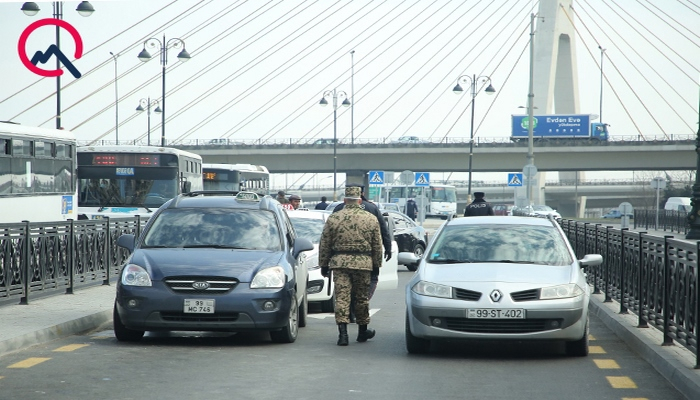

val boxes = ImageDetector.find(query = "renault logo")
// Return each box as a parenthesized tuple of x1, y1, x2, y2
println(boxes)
(192, 281, 210, 290)
(490, 289, 503, 302)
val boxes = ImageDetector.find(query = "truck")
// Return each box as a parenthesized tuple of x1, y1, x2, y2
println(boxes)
(511, 114, 608, 142)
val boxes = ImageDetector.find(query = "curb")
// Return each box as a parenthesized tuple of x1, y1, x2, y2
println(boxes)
(589, 294, 700, 400)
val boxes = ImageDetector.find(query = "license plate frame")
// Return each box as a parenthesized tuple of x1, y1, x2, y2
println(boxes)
(183, 299, 215, 314)
(467, 308, 525, 319)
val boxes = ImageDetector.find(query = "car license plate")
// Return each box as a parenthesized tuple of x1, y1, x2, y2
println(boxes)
(184, 299, 215, 314)
(467, 309, 525, 319)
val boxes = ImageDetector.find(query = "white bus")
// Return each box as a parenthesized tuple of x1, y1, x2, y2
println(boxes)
(77, 145, 203, 220)
(0, 121, 77, 223)
(379, 184, 457, 219)
(202, 163, 270, 195)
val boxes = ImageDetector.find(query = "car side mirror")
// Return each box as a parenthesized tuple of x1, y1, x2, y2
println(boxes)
(117, 234, 136, 253)
(293, 237, 314, 258)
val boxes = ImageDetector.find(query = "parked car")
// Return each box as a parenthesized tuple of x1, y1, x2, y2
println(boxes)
(405, 216, 603, 355)
(112, 191, 314, 343)
(313, 138, 337, 145)
(531, 205, 562, 219)
(384, 210, 429, 271)
(392, 135, 429, 144)
(378, 202, 401, 212)
(602, 209, 633, 219)
(492, 204, 513, 216)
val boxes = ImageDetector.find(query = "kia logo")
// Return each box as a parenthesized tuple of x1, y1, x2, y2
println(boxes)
(192, 281, 210, 290)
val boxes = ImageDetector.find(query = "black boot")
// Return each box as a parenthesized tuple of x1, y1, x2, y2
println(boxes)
(337, 323, 349, 346)
(357, 324, 376, 342)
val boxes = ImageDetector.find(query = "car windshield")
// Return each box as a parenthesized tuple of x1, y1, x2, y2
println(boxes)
(532, 205, 553, 211)
(427, 224, 573, 265)
(290, 217, 325, 244)
(143, 208, 282, 250)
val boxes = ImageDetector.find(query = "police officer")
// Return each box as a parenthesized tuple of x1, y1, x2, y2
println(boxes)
(319, 186, 383, 346)
(405, 198, 418, 220)
(464, 192, 494, 216)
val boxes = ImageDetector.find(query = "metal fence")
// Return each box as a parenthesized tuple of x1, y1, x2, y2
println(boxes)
(560, 220, 699, 368)
(634, 209, 690, 235)
(0, 217, 146, 306)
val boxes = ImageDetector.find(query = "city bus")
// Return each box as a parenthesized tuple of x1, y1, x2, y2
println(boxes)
(77, 145, 203, 220)
(379, 184, 457, 219)
(0, 121, 77, 223)
(202, 163, 270, 195)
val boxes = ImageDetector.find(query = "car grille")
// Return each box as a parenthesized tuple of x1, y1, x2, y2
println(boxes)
(165, 277, 238, 294)
(443, 318, 559, 333)
(160, 312, 240, 322)
(454, 288, 481, 301)
(510, 289, 539, 302)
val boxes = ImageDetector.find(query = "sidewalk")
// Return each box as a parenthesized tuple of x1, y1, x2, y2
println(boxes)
(0, 259, 698, 399)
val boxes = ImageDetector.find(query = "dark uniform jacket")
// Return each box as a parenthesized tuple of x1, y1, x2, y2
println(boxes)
(319, 204, 383, 271)
(464, 198, 494, 216)
(333, 198, 392, 256)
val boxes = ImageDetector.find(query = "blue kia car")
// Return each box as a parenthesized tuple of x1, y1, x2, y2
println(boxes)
(113, 191, 314, 343)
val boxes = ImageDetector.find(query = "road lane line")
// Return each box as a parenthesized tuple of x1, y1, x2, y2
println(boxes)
(589, 345, 607, 354)
(606, 376, 638, 389)
(54, 344, 90, 352)
(7, 358, 51, 369)
(593, 359, 620, 369)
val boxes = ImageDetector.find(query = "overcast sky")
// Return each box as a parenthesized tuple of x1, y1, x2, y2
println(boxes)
(1, 0, 699, 187)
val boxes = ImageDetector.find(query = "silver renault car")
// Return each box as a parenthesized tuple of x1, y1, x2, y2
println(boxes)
(405, 216, 602, 356)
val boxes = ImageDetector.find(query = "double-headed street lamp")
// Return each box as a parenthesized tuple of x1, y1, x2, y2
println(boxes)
(136, 98, 161, 146)
(319, 89, 351, 200)
(453, 74, 496, 202)
(21, 1, 96, 129)
(137, 35, 191, 147)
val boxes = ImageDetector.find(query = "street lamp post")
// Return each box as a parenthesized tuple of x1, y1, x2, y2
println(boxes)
(136, 98, 161, 146)
(526, 12, 538, 206)
(452, 74, 496, 203)
(109, 51, 119, 144)
(350, 50, 355, 145)
(319, 89, 351, 200)
(686, 78, 700, 239)
(137, 35, 191, 147)
(21, 1, 95, 129)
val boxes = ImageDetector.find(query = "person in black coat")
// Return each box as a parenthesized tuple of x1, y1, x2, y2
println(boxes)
(315, 196, 329, 210)
(464, 192, 494, 217)
(405, 198, 418, 220)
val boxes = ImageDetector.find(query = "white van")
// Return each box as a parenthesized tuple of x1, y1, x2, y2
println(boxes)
(664, 197, 691, 212)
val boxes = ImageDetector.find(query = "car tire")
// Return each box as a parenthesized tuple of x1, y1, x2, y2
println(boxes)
(298, 291, 308, 328)
(565, 317, 589, 357)
(405, 313, 430, 354)
(270, 290, 299, 343)
(406, 243, 425, 271)
(113, 304, 145, 342)
(320, 292, 335, 313)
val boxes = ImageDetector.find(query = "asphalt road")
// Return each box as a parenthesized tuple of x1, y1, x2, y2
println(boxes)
(0, 268, 686, 400)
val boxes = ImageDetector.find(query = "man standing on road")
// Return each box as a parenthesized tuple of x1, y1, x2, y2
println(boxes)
(315, 196, 329, 210)
(319, 186, 383, 346)
(464, 192, 494, 217)
(405, 198, 418, 220)
(289, 194, 302, 209)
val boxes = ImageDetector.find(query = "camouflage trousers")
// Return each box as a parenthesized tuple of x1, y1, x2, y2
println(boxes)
(333, 269, 371, 325)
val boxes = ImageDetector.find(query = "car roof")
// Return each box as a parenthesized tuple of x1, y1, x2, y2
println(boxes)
(447, 216, 556, 227)
(166, 191, 279, 211)
(286, 209, 329, 220)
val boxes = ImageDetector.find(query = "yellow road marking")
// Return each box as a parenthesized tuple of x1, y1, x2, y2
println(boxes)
(588, 334, 596, 340)
(607, 376, 638, 389)
(593, 359, 620, 369)
(54, 344, 89, 352)
(7, 358, 51, 369)
(589, 345, 607, 354)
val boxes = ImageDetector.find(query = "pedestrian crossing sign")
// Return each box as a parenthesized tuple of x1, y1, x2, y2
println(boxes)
(368, 170, 384, 185)
(507, 173, 523, 187)
(415, 172, 430, 187)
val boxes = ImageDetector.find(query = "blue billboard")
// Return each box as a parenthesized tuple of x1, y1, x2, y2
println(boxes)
(511, 114, 591, 138)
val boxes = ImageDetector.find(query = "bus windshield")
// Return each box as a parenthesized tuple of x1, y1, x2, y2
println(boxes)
(78, 176, 178, 208)
(431, 186, 457, 202)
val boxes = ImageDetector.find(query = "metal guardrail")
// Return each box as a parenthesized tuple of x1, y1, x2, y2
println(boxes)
(560, 220, 699, 368)
(634, 209, 690, 235)
(0, 217, 146, 306)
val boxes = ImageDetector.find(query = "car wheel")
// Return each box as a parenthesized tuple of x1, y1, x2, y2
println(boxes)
(113, 304, 144, 342)
(298, 291, 308, 328)
(565, 317, 589, 357)
(320, 292, 335, 313)
(405, 313, 430, 354)
(406, 243, 425, 271)
(270, 290, 299, 343)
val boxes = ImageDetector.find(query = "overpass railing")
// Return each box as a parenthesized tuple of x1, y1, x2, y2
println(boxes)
(560, 220, 699, 368)
(0, 217, 146, 306)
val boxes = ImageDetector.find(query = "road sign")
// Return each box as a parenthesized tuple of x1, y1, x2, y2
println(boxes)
(368, 170, 384, 185)
(400, 170, 414, 185)
(507, 173, 523, 187)
(414, 172, 430, 186)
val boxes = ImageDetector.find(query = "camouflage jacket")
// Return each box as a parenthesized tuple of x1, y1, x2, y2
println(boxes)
(319, 203, 383, 271)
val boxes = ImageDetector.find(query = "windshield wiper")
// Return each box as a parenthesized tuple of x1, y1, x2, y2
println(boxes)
(428, 259, 474, 264)
(181, 244, 249, 249)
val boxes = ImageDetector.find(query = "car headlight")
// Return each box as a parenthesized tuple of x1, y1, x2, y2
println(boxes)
(121, 264, 152, 287)
(540, 283, 584, 300)
(251, 266, 286, 289)
(411, 280, 452, 298)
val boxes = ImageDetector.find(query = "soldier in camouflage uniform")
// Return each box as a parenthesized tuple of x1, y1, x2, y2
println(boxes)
(319, 186, 383, 346)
